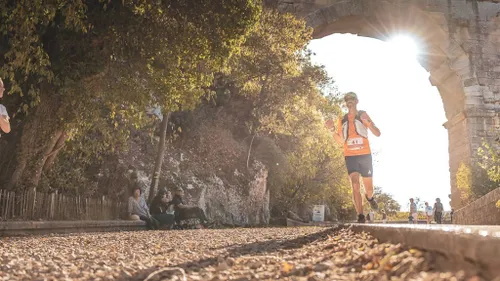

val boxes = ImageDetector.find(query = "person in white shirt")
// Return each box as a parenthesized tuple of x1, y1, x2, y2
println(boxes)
(424, 202, 433, 224)
(0, 78, 11, 134)
(369, 210, 375, 223)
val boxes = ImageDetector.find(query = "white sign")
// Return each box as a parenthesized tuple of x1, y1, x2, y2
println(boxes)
(312, 205, 325, 222)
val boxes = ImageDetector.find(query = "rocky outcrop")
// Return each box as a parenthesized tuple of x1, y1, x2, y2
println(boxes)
(195, 162, 269, 225)
(117, 107, 270, 226)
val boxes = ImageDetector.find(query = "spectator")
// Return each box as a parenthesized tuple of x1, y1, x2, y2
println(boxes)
(0, 78, 11, 134)
(128, 186, 159, 230)
(381, 210, 387, 223)
(150, 188, 175, 229)
(433, 198, 444, 224)
(172, 187, 213, 228)
(368, 210, 375, 223)
(424, 202, 433, 224)
(409, 198, 417, 224)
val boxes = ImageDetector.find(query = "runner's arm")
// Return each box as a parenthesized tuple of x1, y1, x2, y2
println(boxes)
(332, 119, 343, 145)
(332, 130, 343, 145)
(0, 116, 10, 133)
(325, 119, 343, 145)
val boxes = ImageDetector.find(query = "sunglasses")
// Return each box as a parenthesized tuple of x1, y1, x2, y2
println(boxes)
(344, 97, 356, 102)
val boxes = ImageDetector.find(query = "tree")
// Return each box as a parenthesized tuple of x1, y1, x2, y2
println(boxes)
(454, 136, 499, 205)
(456, 162, 473, 204)
(205, 10, 354, 220)
(364, 187, 401, 215)
(149, 111, 170, 203)
(477, 137, 500, 183)
(0, 0, 261, 190)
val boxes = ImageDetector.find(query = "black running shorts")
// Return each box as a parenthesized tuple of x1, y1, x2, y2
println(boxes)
(345, 154, 373, 177)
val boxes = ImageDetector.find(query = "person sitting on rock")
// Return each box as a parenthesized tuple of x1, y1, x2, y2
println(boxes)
(150, 188, 175, 229)
(128, 186, 159, 230)
(172, 187, 213, 228)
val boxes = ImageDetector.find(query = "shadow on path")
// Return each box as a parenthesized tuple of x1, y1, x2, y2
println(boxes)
(125, 226, 339, 280)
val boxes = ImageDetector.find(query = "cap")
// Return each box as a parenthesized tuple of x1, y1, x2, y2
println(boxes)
(344, 92, 358, 101)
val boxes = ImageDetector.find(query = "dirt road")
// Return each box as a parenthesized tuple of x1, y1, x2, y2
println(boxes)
(0, 227, 480, 280)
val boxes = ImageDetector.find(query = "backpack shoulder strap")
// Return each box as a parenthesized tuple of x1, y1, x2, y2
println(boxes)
(356, 110, 366, 120)
(342, 113, 349, 123)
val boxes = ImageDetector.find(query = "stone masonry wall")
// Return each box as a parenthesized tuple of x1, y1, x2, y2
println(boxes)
(454, 187, 500, 225)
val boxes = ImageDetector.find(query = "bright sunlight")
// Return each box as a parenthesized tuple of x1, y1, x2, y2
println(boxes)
(387, 35, 419, 59)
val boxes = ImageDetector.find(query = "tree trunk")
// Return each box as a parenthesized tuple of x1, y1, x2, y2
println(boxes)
(7, 83, 63, 190)
(148, 112, 170, 203)
(32, 130, 64, 186)
(246, 134, 256, 169)
(42, 131, 67, 173)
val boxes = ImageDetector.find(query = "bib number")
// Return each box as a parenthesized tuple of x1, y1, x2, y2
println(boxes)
(347, 137, 363, 146)
(347, 137, 364, 150)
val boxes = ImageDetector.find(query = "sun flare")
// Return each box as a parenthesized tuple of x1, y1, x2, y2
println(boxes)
(387, 35, 419, 59)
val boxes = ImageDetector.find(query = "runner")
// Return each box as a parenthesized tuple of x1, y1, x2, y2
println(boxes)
(326, 92, 381, 223)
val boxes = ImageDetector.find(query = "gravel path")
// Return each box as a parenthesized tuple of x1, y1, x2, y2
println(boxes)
(0, 227, 482, 281)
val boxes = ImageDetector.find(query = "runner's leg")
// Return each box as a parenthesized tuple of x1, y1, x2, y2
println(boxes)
(363, 177, 374, 199)
(360, 154, 374, 199)
(349, 172, 363, 215)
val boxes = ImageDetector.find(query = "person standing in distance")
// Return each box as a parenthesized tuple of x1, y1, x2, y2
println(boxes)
(0, 78, 11, 134)
(325, 92, 381, 223)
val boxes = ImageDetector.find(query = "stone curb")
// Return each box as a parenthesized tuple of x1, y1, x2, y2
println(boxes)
(0, 220, 146, 236)
(347, 223, 500, 280)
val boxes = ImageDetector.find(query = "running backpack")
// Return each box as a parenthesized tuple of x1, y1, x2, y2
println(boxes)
(341, 110, 368, 142)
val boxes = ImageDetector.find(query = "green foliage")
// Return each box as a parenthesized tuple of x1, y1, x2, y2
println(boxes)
(365, 187, 401, 215)
(2, 2, 355, 223)
(389, 211, 410, 221)
(456, 162, 473, 205)
(477, 138, 500, 183)
(0, 0, 261, 189)
(455, 137, 499, 205)
(212, 10, 354, 219)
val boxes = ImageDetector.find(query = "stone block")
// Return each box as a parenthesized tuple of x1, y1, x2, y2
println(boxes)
(465, 96, 485, 106)
(478, 2, 500, 21)
(333, 0, 363, 17)
(464, 85, 490, 93)
(449, 54, 470, 71)
(478, 78, 500, 86)
(464, 78, 479, 87)
(304, 9, 327, 27)
(486, 72, 500, 79)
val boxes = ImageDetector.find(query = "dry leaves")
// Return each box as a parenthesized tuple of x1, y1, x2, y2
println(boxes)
(0, 227, 483, 280)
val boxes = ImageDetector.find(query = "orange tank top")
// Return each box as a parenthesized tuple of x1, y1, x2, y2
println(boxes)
(337, 115, 371, 156)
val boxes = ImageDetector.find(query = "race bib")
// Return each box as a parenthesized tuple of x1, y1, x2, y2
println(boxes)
(347, 137, 363, 146)
(347, 137, 364, 150)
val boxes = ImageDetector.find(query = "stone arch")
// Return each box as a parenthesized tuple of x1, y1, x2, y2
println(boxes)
(275, 0, 500, 209)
